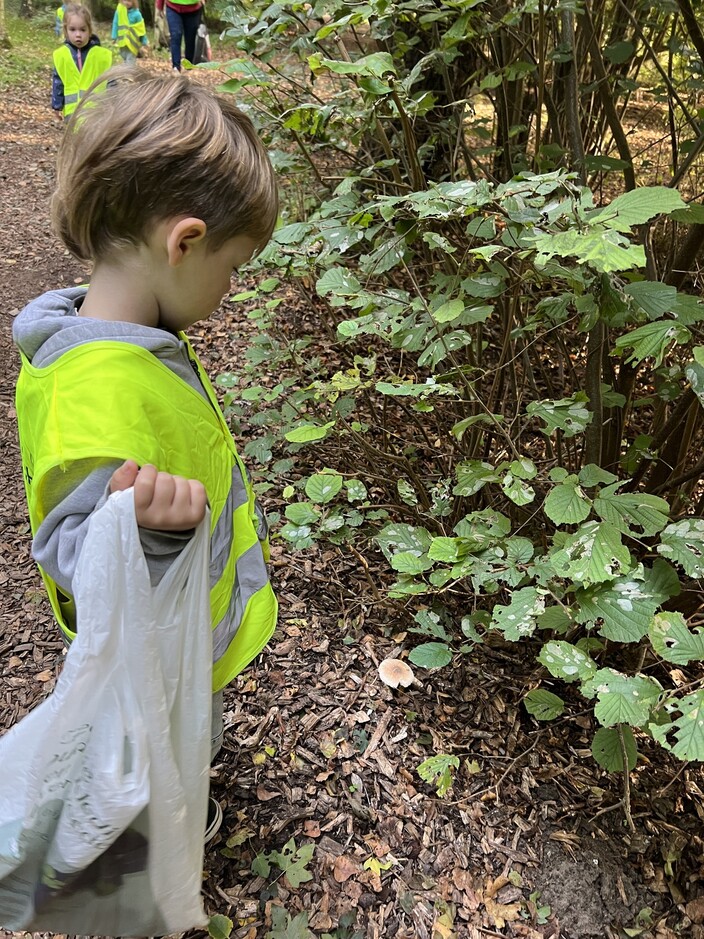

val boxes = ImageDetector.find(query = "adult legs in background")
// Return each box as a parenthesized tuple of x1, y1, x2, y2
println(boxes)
(166, 5, 184, 70)
(181, 8, 202, 66)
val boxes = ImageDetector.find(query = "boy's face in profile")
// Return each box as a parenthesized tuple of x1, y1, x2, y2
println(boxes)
(157, 232, 258, 335)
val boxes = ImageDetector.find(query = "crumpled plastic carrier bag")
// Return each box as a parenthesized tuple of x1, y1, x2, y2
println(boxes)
(0, 488, 212, 936)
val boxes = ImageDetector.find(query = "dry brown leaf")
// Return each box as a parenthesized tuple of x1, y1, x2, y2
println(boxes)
(483, 898, 522, 929)
(34, 669, 53, 682)
(255, 785, 281, 801)
(333, 855, 360, 883)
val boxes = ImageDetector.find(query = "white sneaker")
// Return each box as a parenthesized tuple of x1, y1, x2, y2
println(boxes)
(204, 797, 223, 844)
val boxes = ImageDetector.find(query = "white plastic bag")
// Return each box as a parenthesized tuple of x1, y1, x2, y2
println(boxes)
(0, 488, 212, 936)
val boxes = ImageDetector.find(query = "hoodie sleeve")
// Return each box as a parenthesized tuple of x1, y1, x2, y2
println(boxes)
(112, 9, 118, 40)
(51, 67, 64, 112)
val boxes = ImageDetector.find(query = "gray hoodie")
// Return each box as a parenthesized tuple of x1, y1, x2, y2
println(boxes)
(13, 287, 207, 595)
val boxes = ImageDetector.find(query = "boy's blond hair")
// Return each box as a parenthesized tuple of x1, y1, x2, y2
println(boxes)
(63, 3, 93, 35)
(52, 67, 278, 261)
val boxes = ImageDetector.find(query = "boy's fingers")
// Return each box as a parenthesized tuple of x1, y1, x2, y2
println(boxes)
(132, 464, 158, 511)
(109, 459, 140, 492)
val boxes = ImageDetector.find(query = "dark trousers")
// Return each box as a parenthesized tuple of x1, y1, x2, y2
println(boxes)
(166, 5, 202, 70)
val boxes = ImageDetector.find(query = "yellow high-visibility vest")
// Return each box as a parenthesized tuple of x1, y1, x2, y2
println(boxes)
(16, 337, 278, 691)
(52, 44, 113, 117)
(115, 4, 146, 55)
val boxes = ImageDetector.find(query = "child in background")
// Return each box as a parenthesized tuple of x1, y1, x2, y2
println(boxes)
(52, 4, 112, 120)
(112, 0, 148, 66)
(14, 67, 279, 841)
(54, 4, 67, 37)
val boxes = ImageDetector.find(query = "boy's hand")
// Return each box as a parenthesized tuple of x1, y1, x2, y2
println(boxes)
(110, 460, 207, 530)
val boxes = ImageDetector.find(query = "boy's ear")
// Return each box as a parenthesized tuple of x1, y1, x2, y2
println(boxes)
(166, 217, 208, 267)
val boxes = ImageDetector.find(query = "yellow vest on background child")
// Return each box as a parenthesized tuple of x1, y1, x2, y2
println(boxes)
(115, 2, 146, 56)
(52, 44, 113, 117)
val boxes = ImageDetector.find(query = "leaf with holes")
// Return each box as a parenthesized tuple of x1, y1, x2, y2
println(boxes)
(524, 689, 565, 721)
(582, 669, 661, 728)
(575, 567, 673, 643)
(650, 690, 704, 761)
(657, 518, 704, 577)
(491, 587, 545, 641)
(549, 520, 632, 585)
(593, 485, 670, 536)
(649, 612, 704, 665)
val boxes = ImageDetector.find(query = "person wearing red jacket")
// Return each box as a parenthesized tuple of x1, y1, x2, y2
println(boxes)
(155, 0, 203, 71)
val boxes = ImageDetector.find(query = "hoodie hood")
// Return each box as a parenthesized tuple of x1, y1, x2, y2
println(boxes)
(13, 286, 191, 369)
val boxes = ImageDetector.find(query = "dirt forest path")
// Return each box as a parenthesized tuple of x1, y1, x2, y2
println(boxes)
(0, 72, 702, 939)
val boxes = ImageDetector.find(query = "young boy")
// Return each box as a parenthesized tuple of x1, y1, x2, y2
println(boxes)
(14, 67, 279, 841)
(112, 0, 148, 66)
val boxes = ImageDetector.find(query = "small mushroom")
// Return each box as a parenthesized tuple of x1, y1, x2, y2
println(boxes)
(378, 657, 415, 689)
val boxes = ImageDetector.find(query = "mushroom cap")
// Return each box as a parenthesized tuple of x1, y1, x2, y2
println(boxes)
(378, 657, 415, 688)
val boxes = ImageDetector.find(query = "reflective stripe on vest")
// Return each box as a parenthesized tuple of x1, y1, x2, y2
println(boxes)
(52, 45, 114, 116)
(16, 338, 277, 691)
(116, 4, 145, 55)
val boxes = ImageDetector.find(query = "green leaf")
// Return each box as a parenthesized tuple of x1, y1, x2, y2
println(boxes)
(428, 536, 466, 563)
(397, 478, 419, 506)
(408, 642, 453, 669)
(377, 523, 433, 560)
(268, 839, 315, 888)
(390, 551, 433, 574)
(579, 464, 618, 487)
(614, 321, 690, 367)
(650, 690, 704, 761)
(537, 605, 573, 634)
(530, 227, 646, 272)
(591, 726, 638, 772)
(252, 853, 271, 878)
(527, 393, 592, 438)
(582, 669, 661, 728)
(589, 187, 686, 230)
(544, 477, 592, 525)
(491, 587, 545, 641)
(417, 754, 459, 797)
(310, 51, 397, 79)
(539, 641, 598, 683)
(411, 610, 452, 642)
(524, 689, 565, 721)
(267, 907, 313, 939)
(658, 518, 704, 577)
(549, 521, 632, 585)
(316, 267, 363, 297)
(209, 915, 234, 939)
(285, 422, 336, 443)
(501, 470, 535, 506)
(453, 460, 500, 496)
(285, 502, 320, 525)
(345, 479, 368, 502)
(650, 612, 704, 664)
(305, 473, 343, 504)
(576, 568, 673, 644)
(593, 484, 670, 536)
(432, 299, 465, 323)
